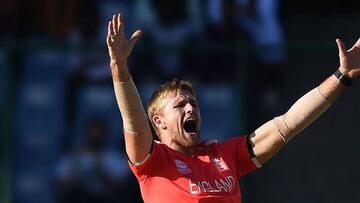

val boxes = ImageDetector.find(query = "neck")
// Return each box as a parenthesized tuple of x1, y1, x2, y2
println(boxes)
(159, 132, 199, 156)
(161, 138, 197, 156)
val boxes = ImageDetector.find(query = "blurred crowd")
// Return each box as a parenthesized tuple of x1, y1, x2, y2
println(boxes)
(1, 0, 286, 202)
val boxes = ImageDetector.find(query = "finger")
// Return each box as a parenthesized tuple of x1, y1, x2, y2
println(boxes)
(130, 30, 142, 48)
(106, 21, 112, 44)
(109, 20, 115, 36)
(118, 13, 125, 38)
(336, 38, 346, 56)
(112, 15, 118, 34)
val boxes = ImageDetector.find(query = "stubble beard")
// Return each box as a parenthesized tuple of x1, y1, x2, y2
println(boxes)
(172, 131, 199, 149)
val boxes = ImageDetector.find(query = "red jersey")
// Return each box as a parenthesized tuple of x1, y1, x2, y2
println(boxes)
(129, 136, 260, 203)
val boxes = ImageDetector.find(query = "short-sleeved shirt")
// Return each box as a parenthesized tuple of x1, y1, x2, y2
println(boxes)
(129, 136, 261, 203)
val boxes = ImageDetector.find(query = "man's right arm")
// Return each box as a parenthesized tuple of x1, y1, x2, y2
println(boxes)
(248, 38, 360, 165)
(107, 14, 152, 164)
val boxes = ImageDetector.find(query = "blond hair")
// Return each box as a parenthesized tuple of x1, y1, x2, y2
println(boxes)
(147, 79, 196, 137)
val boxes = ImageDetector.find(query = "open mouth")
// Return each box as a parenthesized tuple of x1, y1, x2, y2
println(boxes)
(183, 119, 197, 134)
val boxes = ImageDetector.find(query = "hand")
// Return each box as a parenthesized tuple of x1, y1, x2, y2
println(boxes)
(106, 14, 142, 65)
(336, 38, 360, 79)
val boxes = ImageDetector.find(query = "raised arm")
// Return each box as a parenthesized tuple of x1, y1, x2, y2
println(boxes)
(249, 38, 360, 165)
(106, 14, 152, 164)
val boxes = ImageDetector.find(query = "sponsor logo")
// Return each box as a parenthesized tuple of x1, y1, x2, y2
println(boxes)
(175, 159, 192, 174)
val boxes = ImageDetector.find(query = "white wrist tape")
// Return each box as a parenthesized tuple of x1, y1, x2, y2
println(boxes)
(274, 87, 332, 142)
(113, 77, 148, 134)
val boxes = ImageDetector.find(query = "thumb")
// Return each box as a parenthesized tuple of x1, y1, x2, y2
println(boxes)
(336, 38, 346, 56)
(349, 38, 360, 51)
(130, 30, 142, 48)
(355, 38, 360, 47)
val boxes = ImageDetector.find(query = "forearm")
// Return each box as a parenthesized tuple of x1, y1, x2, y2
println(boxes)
(275, 70, 346, 142)
(251, 70, 347, 164)
(251, 36, 360, 164)
(111, 61, 148, 133)
(318, 73, 346, 102)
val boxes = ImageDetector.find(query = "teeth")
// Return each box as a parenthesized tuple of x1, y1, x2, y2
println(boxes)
(185, 117, 196, 121)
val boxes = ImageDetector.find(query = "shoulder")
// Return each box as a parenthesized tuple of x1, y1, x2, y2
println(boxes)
(198, 136, 247, 149)
(220, 136, 247, 145)
(128, 140, 182, 178)
(214, 136, 249, 154)
(153, 140, 170, 153)
(130, 140, 168, 167)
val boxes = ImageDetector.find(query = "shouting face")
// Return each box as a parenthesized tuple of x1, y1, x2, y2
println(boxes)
(153, 89, 201, 151)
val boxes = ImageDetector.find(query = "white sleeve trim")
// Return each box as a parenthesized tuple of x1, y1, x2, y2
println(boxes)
(251, 157, 263, 168)
(132, 153, 151, 166)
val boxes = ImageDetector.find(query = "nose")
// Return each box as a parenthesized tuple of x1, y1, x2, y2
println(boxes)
(185, 103, 194, 114)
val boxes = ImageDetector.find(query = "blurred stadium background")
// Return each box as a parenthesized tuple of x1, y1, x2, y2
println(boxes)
(1, 0, 360, 203)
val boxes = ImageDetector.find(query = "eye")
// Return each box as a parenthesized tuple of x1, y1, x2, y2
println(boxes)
(173, 103, 183, 109)
(190, 100, 197, 107)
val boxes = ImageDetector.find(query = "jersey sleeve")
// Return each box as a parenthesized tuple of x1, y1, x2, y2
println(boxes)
(219, 136, 261, 177)
(128, 141, 160, 180)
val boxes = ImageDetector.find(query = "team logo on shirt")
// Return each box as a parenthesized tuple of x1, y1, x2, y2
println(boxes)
(211, 156, 229, 172)
(174, 159, 192, 174)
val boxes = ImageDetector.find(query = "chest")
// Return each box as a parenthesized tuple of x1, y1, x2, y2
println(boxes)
(156, 153, 239, 195)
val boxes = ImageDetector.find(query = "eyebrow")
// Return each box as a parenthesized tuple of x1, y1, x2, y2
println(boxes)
(173, 97, 197, 106)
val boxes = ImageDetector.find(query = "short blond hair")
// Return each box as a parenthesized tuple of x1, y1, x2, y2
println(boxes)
(147, 79, 196, 137)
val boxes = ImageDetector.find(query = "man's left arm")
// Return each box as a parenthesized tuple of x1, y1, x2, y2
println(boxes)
(249, 38, 360, 165)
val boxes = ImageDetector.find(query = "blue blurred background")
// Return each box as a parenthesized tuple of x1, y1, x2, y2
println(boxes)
(1, 0, 360, 202)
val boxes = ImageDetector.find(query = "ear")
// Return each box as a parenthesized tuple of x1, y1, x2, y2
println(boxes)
(152, 115, 167, 130)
